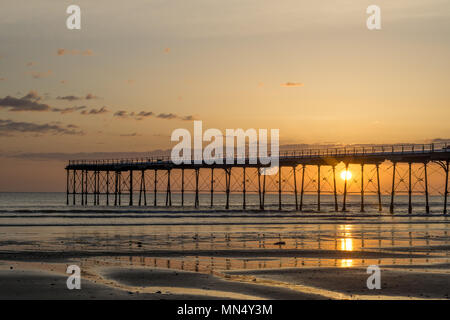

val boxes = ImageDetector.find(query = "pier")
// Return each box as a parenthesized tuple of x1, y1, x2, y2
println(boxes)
(66, 143, 450, 213)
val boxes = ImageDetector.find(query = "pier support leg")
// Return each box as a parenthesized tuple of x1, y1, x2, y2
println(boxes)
(390, 162, 396, 214)
(97, 171, 101, 205)
(143, 170, 147, 206)
(424, 163, 429, 214)
(84, 170, 87, 206)
(360, 164, 365, 212)
(195, 169, 200, 208)
(93, 171, 96, 205)
(262, 172, 266, 210)
(293, 166, 298, 211)
(278, 166, 282, 210)
(332, 166, 338, 211)
(300, 165, 305, 211)
(129, 170, 133, 206)
(106, 171, 110, 206)
(444, 161, 449, 214)
(210, 168, 214, 208)
(317, 165, 321, 212)
(408, 163, 412, 214)
(181, 169, 184, 207)
(165, 170, 172, 206)
(243, 167, 246, 210)
(342, 163, 349, 211)
(95, 171, 99, 205)
(154, 170, 158, 206)
(258, 168, 262, 210)
(72, 169, 76, 205)
(138, 171, 143, 207)
(92, 171, 95, 205)
(376, 164, 382, 212)
(81, 170, 84, 206)
(114, 171, 118, 206)
(118, 172, 122, 206)
(225, 168, 231, 210)
(66, 169, 69, 205)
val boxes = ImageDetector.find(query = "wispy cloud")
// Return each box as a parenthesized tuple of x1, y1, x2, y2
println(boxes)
(52, 106, 87, 114)
(120, 133, 141, 137)
(80, 106, 109, 115)
(30, 70, 52, 79)
(113, 110, 154, 120)
(56, 95, 79, 101)
(57, 49, 93, 56)
(181, 115, 198, 121)
(113, 110, 128, 118)
(0, 119, 83, 136)
(113, 110, 197, 121)
(56, 93, 100, 101)
(281, 82, 304, 87)
(157, 113, 177, 120)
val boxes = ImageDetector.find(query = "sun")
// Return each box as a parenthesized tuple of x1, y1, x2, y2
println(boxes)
(340, 170, 352, 181)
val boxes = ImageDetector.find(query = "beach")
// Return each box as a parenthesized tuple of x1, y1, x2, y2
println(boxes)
(0, 192, 449, 299)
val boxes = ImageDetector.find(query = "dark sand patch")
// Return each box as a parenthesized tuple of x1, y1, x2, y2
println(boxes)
(227, 267, 450, 299)
(0, 269, 215, 300)
(102, 267, 324, 300)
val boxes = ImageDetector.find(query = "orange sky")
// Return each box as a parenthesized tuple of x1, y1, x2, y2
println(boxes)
(1, 1, 450, 191)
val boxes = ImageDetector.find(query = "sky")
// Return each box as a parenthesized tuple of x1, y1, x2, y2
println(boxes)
(0, 0, 450, 191)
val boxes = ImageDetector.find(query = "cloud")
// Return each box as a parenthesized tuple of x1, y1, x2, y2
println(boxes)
(52, 106, 87, 114)
(114, 110, 128, 118)
(181, 115, 198, 121)
(56, 93, 100, 101)
(85, 93, 100, 100)
(114, 110, 197, 121)
(281, 82, 304, 87)
(0, 91, 51, 112)
(0, 119, 83, 136)
(113, 110, 154, 120)
(80, 106, 109, 115)
(30, 70, 52, 79)
(57, 49, 93, 56)
(22, 90, 42, 101)
(56, 95, 80, 101)
(120, 133, 141, 137)
(157, 113, 177, 120)
(135, 111, 154, 120)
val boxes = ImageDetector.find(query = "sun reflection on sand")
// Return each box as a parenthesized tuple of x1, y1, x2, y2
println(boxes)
(339, 225, 354, 267)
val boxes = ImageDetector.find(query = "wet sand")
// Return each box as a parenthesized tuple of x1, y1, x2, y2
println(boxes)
(0, 245, 448, 299)
(0, 269, 211, 300)
(226, 266, 450, 299)
(0, 211, 449, 299)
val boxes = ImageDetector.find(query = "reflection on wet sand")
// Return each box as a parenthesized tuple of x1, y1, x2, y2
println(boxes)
(1, 215, 449, 299)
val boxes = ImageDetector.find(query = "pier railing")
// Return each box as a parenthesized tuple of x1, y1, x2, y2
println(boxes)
(68, 142, 449, 166)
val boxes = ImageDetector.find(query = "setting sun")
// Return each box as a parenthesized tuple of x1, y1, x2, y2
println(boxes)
(340, 170, 352, 181)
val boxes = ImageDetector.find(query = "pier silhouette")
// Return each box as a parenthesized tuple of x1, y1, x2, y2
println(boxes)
(66, 143, 450, 213)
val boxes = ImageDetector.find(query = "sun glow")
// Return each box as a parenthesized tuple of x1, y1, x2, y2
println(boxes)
(340, 170, 352, 181)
